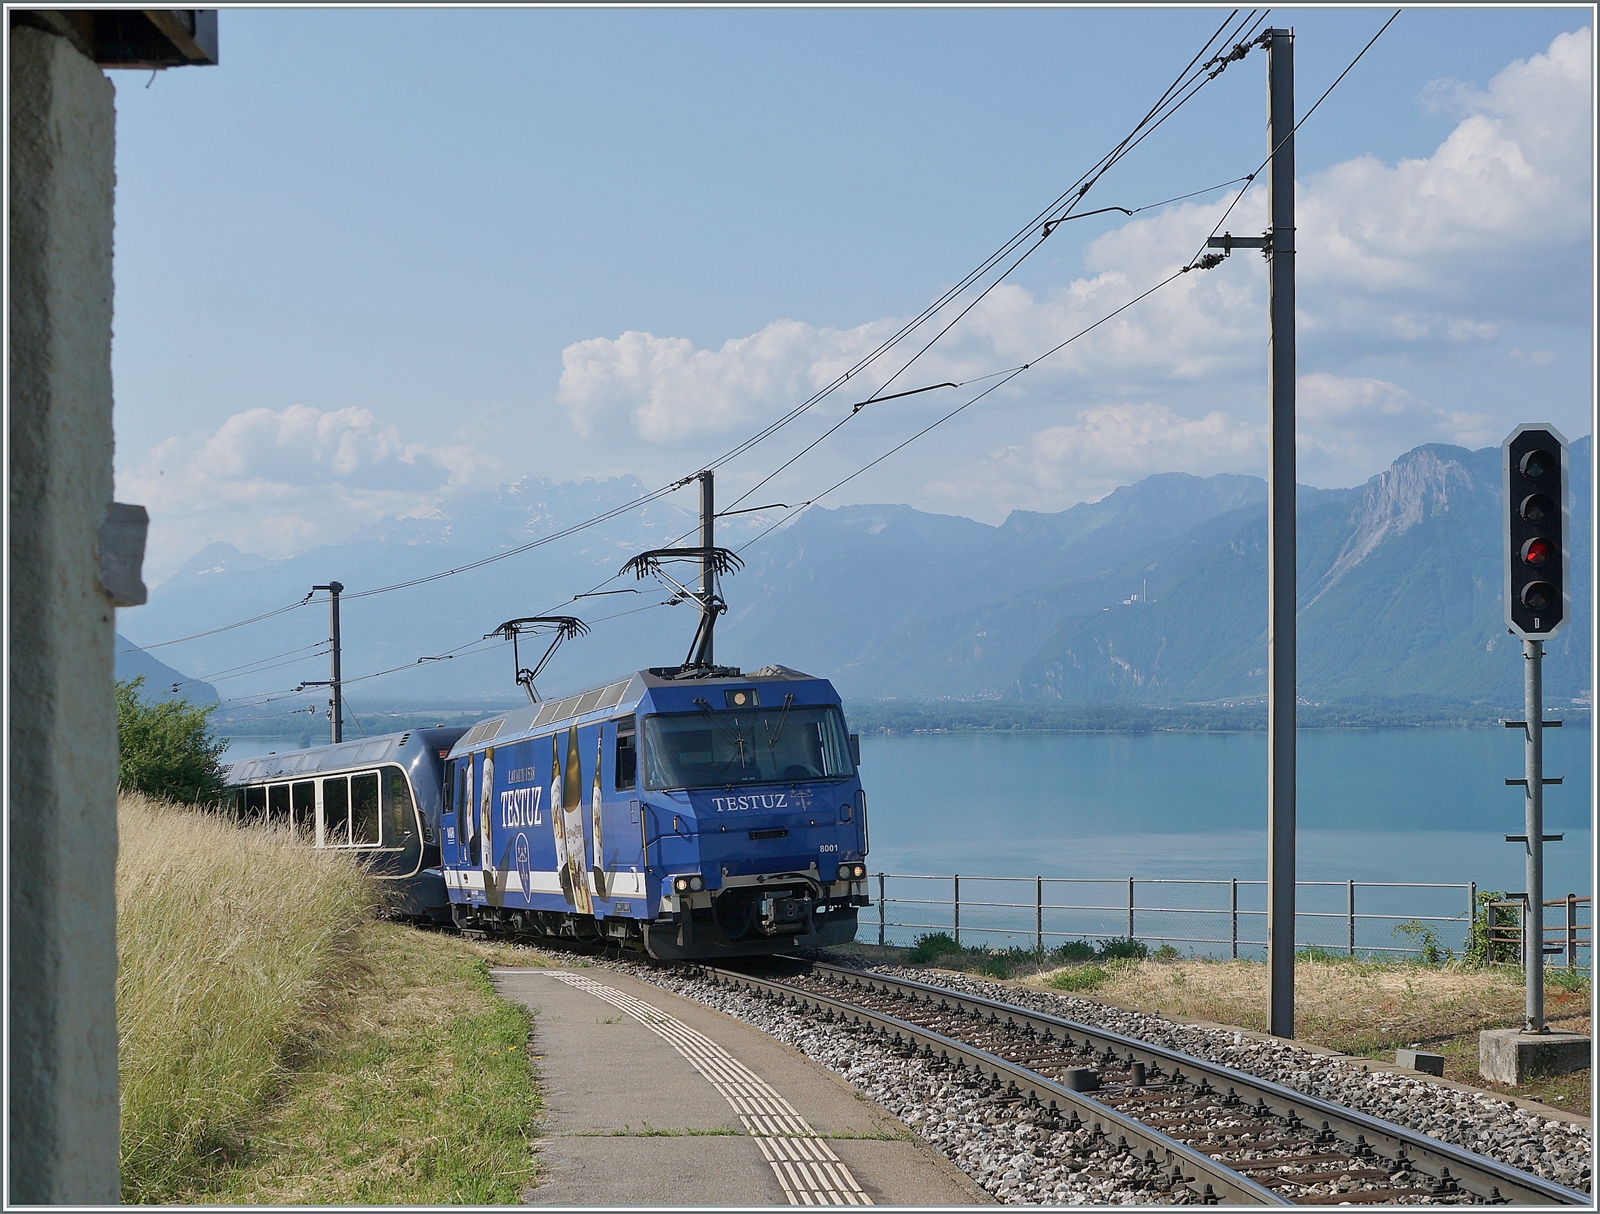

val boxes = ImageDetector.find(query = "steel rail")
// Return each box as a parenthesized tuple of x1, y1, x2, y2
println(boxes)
(700, 964, 1290, 1205)
(785, 963, 1588, 1206)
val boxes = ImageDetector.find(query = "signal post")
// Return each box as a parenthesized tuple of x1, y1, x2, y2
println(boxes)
(1479, 425, 1589, 1085)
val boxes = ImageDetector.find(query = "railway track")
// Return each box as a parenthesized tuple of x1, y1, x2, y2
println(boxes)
(694, 961, 1589, 1206)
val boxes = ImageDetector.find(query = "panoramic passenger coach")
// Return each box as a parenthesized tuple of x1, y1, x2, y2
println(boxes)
(441, 664, 871, 959)
(223, 726, 466, 918)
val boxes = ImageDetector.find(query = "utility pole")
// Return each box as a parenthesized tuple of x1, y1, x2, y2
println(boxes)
(1263, 27, 1297, 1043)
(306, 581, 343, 743)
(698, 470, 715, 669)
(1209, 28, 1296, 1037)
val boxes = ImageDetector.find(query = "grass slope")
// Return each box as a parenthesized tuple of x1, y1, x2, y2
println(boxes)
(117, 794, 541, 1203)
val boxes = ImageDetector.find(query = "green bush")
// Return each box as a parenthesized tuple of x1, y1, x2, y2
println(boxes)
(1546, 966, 1591, 994)
(1152, 943, 1181, 962)
(1096, 938, 1149, 961)
(1463, 891, 1521, 968)
(116, 676, 229, 804)
(1049, 965, 1108, 992)
(1050, 940, 1098, 964)
(905, 932, 960, 964)
(1392, 920, 1450, 965)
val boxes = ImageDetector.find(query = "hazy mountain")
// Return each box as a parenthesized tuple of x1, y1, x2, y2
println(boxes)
(114, 632, 218, 705)
(119, 439, 1591, 724)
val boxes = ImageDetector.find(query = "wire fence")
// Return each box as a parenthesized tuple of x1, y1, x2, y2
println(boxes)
(859, 873, 1592, 964)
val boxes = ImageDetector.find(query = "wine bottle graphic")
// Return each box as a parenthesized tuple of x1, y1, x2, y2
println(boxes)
(591, 731, 607, 899)
(551, 734, 572, 906)
(563, 725, 592, 915)
(465, 757, 477, 867)
(480, 747, 496, 900)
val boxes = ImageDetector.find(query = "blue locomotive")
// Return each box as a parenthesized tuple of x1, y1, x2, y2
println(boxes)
(221, 726, 465, 919)
(441, 664, 869, 959)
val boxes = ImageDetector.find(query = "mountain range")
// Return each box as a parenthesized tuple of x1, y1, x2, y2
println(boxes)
(118, 438, 1591, 727)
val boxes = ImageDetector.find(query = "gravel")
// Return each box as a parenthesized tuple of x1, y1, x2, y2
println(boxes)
(504, 945, 1592, 1202)
(859, 964, 1594, 1195)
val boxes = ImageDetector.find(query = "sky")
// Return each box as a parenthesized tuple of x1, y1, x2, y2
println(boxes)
(108, 7, 1595, 581)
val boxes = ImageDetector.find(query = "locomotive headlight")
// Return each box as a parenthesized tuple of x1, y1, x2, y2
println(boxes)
(840, 862, 867, 881)
(689, 875, 705, 892)
(673, 875, 692, 894)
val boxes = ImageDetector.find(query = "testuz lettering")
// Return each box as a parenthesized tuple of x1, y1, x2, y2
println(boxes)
(710, 792, 789, 812)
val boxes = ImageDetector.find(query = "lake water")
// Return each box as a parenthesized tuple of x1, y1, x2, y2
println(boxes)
(224, 726, 1592, 954)
(854, 728, 1592, 954)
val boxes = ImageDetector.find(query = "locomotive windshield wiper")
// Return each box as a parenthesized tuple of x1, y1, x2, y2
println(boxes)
(763, 693, 796, 755)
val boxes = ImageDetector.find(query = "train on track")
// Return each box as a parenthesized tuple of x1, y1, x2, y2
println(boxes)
(224, 490, 872, 959)
(223, 665, 871, 959)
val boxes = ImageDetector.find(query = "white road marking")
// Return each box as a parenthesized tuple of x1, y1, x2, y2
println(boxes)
(546, 971, 870, 1206)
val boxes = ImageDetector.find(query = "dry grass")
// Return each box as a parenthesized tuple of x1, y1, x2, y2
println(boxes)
(117, 791, 376, 1201)
(1017, 956, 1591, 1115)
(116, 793, 544, 1203)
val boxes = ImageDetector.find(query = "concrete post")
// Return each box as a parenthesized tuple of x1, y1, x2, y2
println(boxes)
(7, 24, 123, 1203)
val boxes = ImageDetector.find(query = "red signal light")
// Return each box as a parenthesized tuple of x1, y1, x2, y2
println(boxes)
(1521, 537, 1554, 567)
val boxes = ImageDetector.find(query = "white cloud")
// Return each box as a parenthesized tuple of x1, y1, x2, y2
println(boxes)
(928, 401, 1266, 511)
(119, 405, 498, 580)
(1295, 374, 1498, 483)
(546, 28, 1587, 524)
(558, 318, 904, 445)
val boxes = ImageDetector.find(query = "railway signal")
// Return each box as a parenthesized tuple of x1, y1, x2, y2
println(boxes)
(1500, 424, 1568, 1036)
(1503, 425, 1568, 638)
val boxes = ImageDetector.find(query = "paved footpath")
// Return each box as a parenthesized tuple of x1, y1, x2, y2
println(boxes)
(493, 967, 989, 1207)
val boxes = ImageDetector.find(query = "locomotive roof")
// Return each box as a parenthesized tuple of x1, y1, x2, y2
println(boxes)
(446, 664, 825, 759)
(223, 725, 466, 786)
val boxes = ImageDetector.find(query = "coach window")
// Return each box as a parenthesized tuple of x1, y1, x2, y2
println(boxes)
(244, 785, 267, 822)
(351, 772, 381, 846)
(267, 783, 290, 825)
(322, 776, 350, 847)
(291, 781, 316, 838)
(384, 767, 416, 845)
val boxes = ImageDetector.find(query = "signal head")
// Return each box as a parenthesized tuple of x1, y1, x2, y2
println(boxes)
(1503, 425, 1568, 639)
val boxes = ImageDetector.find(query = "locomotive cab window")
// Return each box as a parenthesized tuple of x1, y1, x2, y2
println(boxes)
(244, 785, 266, 822)
(642, 704, 854, 790)
(615, 723, 637, 791)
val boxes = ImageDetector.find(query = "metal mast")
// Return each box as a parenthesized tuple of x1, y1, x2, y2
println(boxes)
(1264, 28, 1297, 1040)
(309, 581, 343, 743)
(698, 470, 715, 668)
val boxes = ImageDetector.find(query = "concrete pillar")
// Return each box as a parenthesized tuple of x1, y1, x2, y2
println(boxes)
(7, 23, 122, 1203)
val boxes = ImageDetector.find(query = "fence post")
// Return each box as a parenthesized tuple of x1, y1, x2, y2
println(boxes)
(953, 874, 960, 947)
(1231, 878, 1238, 960)
(1468, 881, 1476, 956)
(1347, 880, 1356, 956)
(1036, 876, 1049, 959)
(878, 873, 886, 948)
(1567, 893, 1577, 970)
(1127, 877, 1135, 940)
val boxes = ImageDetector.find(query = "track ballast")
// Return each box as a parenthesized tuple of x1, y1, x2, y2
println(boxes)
(687, 960, 1589, 1206)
